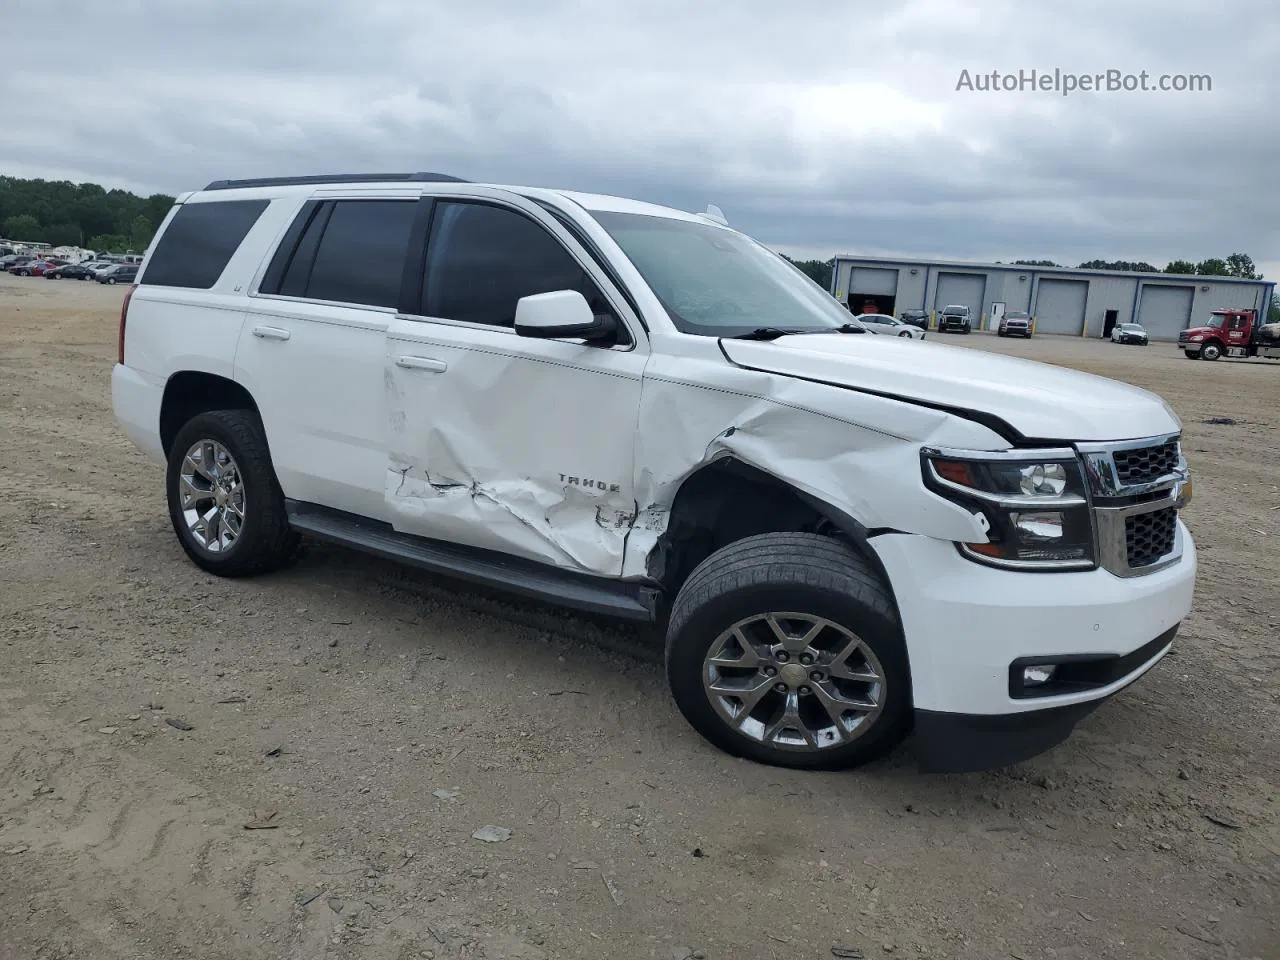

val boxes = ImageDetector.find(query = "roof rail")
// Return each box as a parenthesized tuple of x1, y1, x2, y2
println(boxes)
(202, 172, 469, 191)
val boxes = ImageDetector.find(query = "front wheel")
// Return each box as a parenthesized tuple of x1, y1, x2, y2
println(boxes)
(1201, 342, 1222, 361)
(105, 277, 117, 284)
(166, 410, 299, 577)
(898, 330, 912, 337)
(665, 532, 911, 771)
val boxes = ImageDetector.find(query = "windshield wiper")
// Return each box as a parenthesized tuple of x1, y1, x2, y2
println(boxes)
(729, 327, 807, 341)
(728, 323, 869, 341)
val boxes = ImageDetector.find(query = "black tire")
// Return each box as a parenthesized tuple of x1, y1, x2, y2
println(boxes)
(665, 532, 912, 771)
(1201, 341, 1222, 361)
(166, 409, 298, 577)
(898, 330, 912, 338)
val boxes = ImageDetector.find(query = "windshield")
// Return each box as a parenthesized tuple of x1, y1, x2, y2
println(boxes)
(1205, 316, 1224, 329)
(1119, 324, 1143, 331)
(589, 211, 852, 336)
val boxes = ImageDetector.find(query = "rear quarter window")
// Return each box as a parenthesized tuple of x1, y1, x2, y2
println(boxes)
(140, 199, 270, 289)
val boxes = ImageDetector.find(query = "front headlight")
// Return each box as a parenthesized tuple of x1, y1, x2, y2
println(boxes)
(922, 449, 1096, 570)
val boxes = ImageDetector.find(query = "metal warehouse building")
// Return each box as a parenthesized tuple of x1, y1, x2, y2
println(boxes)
(830, 256, 1275, 341)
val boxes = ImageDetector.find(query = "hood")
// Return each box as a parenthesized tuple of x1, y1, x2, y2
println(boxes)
(720, 333, 1180, 442)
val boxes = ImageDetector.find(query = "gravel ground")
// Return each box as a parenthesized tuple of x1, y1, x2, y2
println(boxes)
(1, 272, 1277, 960)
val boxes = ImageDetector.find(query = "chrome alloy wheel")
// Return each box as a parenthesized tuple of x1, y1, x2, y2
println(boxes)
(702, 613, 886, 751)
(178, 439, 246, 553)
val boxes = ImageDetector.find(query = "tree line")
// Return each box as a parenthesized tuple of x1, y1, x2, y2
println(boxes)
(0, 175, 175, 254)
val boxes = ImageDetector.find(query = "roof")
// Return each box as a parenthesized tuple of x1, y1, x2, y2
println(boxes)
(189, 173, 711, 224)
(832, 253, 1269, 287)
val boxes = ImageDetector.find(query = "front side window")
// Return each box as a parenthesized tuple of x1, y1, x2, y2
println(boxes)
(422, 201, 612, 329)
(589, 210, 851, 337)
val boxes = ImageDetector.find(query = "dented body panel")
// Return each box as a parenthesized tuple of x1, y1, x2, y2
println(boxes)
(384, 315, 646, 576)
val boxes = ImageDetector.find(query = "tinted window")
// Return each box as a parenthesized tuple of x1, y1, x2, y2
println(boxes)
(141, 199, 268, 288)
(422, 201, 608, 327)
(300, 200, 417, 308)
(277, 204, 329, 299)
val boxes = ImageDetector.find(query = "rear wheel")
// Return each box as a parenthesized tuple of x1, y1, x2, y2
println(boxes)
(665, 533, 911, 771)
(166, 410, 299, 577)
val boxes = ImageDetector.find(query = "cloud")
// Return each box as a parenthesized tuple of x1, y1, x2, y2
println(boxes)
(2, 0, 1277, 276)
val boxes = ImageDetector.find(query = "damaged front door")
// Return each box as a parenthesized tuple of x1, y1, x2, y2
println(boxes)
(384, 196, 647, 576)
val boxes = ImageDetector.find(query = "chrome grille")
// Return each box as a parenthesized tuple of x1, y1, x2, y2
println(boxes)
(1079, 433, 1187, 578)
(1125, 507, 1177, 568)
(1112, 440, 1179, 486)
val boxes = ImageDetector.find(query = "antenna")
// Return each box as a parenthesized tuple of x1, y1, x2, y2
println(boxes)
(697, 204, 728, 226)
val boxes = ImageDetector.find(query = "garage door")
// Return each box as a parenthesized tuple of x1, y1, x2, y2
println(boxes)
(1033, 279, 1088, 336)
(850, 268, 898, 296)
(1136, 285, 1194, 340)
(934, 273, 985, 318)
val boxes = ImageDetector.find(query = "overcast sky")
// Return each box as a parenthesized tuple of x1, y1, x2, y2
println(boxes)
(2, 0, 1277, 276)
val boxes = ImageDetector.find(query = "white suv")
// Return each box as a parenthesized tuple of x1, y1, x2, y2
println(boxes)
(112, 173, 1196, 773)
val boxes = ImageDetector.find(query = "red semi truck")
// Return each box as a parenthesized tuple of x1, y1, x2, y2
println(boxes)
(1178, 308, 1280, 361)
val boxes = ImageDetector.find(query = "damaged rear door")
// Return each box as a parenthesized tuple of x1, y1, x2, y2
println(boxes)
(384, 192, 648, 576)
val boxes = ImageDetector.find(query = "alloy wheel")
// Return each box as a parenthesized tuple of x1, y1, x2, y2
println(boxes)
(178, 439, 246, 553)
(702, 612, 886, 752)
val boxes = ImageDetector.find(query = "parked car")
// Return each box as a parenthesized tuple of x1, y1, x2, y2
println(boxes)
(998, 311, 1033, 338)
(857, 313, 926, 339)
(112, 172, 1195, 775)
(1111, 322, 1149, 346)
(48, 262, 101, 280)
(898, 308, 930, 331)
(0, 254, 32, 270)
(96, 264, 138, 284)
(11, 259, 61, 276)
(937, 304, 973, 333)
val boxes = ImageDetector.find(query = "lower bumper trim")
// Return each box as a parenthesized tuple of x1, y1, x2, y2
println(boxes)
(912, 627, 1177, 773)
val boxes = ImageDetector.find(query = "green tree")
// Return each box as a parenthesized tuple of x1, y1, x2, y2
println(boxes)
(87, 234, 130, 253)
(3, 213, 42, 241)
(1225, 253, 1262, 279)
(1014, 259, 1061, 267)
(0, 175, 175, 251)
(780, 254, 834, 290)
(44, 222, 83, 247)
(1270, 293, 1280, 323)
(1164, 259, 1196, 274)
(1194, 258, 1230, 276)
(128, 214, 153, 251)
(1077, 259, 1158, 272)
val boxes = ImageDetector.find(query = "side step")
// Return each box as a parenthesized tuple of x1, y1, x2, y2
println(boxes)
(285, 501, 660, 622)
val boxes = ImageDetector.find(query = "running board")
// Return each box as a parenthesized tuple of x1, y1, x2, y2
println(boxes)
(285, 501, 660, 622)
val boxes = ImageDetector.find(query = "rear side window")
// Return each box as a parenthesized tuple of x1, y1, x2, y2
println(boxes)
(141, 199, 269, 288)
(422, 201, 607, 327)
(266, 199, 417, 309)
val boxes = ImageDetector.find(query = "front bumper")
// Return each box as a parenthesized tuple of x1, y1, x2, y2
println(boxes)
(869, 528, 1196, 771)
(913, 626, 1175, 772)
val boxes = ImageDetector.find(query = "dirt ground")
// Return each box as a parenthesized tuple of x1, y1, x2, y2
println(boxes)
(1, 271, 1277, 960)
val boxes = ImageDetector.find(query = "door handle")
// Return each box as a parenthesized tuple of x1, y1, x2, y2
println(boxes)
(252, 325, 291, 341)
(395, 355, 448, 373)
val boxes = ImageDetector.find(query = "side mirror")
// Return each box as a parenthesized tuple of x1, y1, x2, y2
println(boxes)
(514, 290, 616, 341)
